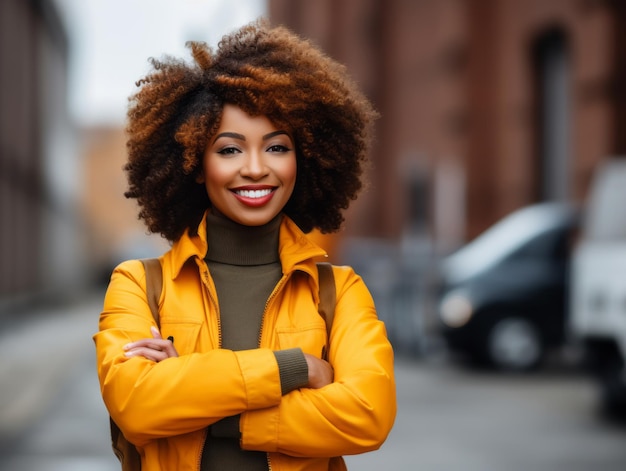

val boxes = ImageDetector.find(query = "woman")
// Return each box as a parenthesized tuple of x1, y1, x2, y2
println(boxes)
(94, 20, 396, 471)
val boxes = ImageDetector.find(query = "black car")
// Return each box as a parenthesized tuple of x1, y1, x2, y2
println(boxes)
(437, 202, 578, 371)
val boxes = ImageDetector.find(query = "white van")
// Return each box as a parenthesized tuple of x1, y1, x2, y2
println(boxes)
(570, 158, 626, 416)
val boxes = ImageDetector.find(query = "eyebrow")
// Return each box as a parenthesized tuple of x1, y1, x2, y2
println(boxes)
(213, 130, 290, 143)
(213, 132, 245, 142)
(262, 130, 290, 140)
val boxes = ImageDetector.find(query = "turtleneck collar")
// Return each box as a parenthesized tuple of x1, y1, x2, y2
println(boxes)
(204, 211, 282, 266)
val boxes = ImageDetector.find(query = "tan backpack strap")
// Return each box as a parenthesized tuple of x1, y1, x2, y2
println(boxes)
(317, 262, 336, 360)
(109, 258, 163, 469)
(140, 258, 162, 327)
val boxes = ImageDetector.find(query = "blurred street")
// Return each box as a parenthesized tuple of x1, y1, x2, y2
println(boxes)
(4, 1, 626, 469)
(1, 291, 625, 471)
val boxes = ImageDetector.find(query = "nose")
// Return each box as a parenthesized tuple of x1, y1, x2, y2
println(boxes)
(240, 151, 269, 179)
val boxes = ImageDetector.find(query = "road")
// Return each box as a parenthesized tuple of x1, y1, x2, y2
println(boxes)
(1, 290, 625, 470)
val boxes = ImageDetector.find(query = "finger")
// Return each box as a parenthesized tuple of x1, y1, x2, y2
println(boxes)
(124, 339, 169, 351)
(125, 341, 178, 359)
(125, 347, 167, 362)
(162, 343, 179, 358)
(123, 331, 163, 351)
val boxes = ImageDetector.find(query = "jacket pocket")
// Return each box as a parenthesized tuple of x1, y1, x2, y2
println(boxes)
(159, 319, 202, 355)
(276, 324, 327, 358)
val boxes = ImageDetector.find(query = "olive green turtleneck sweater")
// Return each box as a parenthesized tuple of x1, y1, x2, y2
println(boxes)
(200, 212, 309, 471)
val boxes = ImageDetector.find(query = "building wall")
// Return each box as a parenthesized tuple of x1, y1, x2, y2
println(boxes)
(467, 0, 617, 238)
(0, 0, 84, 308)
(80, 127, 169, 280)
(0, 0, 41, 299)
(269, 0, 625, 246)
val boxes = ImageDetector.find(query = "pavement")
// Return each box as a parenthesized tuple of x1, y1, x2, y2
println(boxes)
(1, 289, 626, 470)
(0, 289, 117, 470)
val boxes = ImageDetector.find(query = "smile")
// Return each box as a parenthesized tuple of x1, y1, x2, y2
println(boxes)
(231, 187, 277, 207)
(234, 188, 273, 199)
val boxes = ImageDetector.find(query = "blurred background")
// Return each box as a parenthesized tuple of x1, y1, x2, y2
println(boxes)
(2, 0, 626, 470)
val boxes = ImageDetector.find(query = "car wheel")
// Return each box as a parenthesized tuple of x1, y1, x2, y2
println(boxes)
(486, 317, 543, 372)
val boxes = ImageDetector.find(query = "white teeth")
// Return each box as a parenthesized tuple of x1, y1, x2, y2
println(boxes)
(235, 189, 273, 199)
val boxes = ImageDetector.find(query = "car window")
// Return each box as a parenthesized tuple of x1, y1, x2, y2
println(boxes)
(508, 226, 571, 261)
(443, 202, 574, 283)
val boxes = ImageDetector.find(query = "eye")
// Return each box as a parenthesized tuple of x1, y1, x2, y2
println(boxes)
(217, 146, 240, 156)
(267, 144, 291, 153)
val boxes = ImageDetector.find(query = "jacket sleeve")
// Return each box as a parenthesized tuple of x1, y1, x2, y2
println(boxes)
(93, 260, 283, 447)
(239, 266, 397, 457)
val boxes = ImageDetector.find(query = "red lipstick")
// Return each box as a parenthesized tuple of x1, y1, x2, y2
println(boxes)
(231, 185, 276, 207)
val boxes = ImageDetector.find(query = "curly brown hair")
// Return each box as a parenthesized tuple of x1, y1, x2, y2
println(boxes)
(124, 19, 378, 242)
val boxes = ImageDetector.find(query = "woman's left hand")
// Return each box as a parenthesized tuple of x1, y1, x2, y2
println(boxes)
(304, 353, 334, 389)
(123, 326, 178, 362)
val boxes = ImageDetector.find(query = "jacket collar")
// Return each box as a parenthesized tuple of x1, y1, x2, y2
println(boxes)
(168, 211, 327, 279)
(277, 215, 328, 274)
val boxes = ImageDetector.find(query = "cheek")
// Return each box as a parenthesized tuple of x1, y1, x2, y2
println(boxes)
(203, 158, 228, 196)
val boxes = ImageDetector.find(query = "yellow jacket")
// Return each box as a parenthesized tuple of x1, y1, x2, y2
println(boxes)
(94, 214, 396, 471)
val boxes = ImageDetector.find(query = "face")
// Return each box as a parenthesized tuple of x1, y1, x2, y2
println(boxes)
(200, 104, 297, 226)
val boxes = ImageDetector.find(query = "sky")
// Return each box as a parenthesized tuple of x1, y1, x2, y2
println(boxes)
(53, 0, 267, 127)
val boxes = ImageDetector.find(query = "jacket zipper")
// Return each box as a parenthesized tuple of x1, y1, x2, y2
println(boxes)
(199, 261, 222, 348)
(258, 273, 289, 471)
(196, 428, 208, 471)
(197, 263, 293, 471)
(257, 274, 289, 348)
(197, 260, 220, 471)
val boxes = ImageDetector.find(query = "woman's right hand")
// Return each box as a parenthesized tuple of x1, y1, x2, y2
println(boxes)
(304, 354, 334, 389)
(123, 326, 179, 362)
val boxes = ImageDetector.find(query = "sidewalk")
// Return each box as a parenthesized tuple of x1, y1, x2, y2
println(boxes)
(0, 290, 100, 437)
(0, 288, 118, 470)
(2, 289, 625, 470)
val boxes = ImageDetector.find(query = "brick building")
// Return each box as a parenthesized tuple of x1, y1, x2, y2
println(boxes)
(76, 1, 626, 286)
(269, 0, 626, 249)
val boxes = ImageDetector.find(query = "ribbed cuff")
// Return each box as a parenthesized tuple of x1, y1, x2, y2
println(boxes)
(273, 348, 309, 395)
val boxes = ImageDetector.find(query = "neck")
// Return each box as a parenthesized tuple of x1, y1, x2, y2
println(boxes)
(204, 211, 282, 266)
